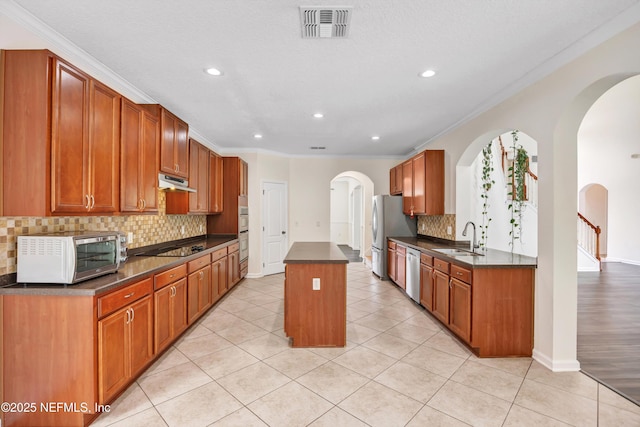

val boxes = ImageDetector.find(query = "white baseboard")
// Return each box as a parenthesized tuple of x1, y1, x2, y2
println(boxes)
(603, 256, 640, 266)
(532, 349, 581, 372)
(245, 273, 263, 279)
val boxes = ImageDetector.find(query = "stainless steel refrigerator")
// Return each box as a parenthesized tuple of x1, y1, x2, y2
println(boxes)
(371, 195, 417, 279)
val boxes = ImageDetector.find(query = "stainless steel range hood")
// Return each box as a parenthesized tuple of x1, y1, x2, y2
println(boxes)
(158, 173, 196, 193)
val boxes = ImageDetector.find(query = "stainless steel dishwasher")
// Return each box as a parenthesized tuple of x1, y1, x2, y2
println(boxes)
(405, 247, 421, 303)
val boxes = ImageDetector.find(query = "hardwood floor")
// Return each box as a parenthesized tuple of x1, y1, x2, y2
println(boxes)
(578, 262, 640, 405)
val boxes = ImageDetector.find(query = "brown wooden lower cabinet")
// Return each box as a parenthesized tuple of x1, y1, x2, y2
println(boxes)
(187, 254, 213, 324)
(387, 240, 397, 281)
(419, 254, 434, 311)
(0, 242, 244, 427)
(98, 291, 153, 403)
(211, 248, 228, 299)
(228, 243, 240, 288)
(420, 253, 534, 357)
(154, 265, 188, 353)
(396, 245, 406, 289)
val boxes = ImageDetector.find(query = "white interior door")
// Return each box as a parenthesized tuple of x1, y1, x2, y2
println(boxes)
(262, 181, 288, 275)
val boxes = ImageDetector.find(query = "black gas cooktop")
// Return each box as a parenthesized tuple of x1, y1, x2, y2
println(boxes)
(136, 244, 205, 257)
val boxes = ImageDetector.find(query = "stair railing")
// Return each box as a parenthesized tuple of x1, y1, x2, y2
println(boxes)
(577, 212, 601, 268)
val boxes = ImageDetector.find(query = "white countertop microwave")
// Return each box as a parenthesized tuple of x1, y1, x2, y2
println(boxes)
(17, 231, 127, 284)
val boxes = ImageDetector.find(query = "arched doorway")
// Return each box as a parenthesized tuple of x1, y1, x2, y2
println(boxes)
(330, 172, 374, 262)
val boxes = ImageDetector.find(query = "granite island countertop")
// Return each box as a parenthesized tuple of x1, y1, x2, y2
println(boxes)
(283, 242, 349, 264)
(0, 235, 239, 296)
(389, 236, 537, 268)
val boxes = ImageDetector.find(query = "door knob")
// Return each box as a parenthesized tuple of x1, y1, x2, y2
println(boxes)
(282, 231, 286, 234)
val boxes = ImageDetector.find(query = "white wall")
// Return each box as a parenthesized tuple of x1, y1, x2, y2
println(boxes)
(578, 75, 640, 264)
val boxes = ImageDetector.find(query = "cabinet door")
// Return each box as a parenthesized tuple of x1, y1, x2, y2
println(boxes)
(387, 247, 396, 282)
(212, 257, 227, 300)
(129, 296, 153, 377)
(89, 80, 120, 212)
(402, 160, 413, 215)
(160, 109, 177, 175)
(172, 278, 188, 336)
(432, 270, 450, 324)
(239, 159, 248, 197)
(449, 278, 471, 342)
(199, 264, 212, 312)
(98, 306, 128, 404)
(412, 152, 425, 215)
(154, 285, 173, 352)
(394, 166, 403, 194)
(420, 264, 434, 311)
(120, 99, 143, 212)
(175, 119, 189, 178)
(228, 250, 240, 288)
(209, 152, 224, 213)
(189, 141, 209, 213)
(51, 59, 90, 213)
(396, 250, 406, 289)
(389, 168, 396, 195)
(140, 110, 159, 211)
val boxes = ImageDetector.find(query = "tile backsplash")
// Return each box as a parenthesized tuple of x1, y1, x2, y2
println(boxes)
(417, 214, 456, 240)
(0, 191, 206, 276)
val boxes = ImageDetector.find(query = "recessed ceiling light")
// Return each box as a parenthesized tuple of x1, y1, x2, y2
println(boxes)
(313, 113, 324, 118)
(420, 69, 436, 78)
(253, 134, 263, 139)
(371, 136, 380, 141)
(205, 67, 223, 76)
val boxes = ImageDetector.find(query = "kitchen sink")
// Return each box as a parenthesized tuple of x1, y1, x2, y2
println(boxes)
(433, 248, 484, 257)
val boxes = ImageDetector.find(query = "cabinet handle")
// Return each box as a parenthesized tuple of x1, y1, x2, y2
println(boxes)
(199, 271, 204, 279)
(90, 195, 95, 210)
(85, 194, 90, 209)
(449, 278, 453, 289)
(124, 292, 135, 299)
(130, 307, 135, 322)
(171, 286, 176, 297)
(456, 272, 463, 276)
(169, 274, 175, 278)
(142, 199, 146, 209)
(125, 308, 131, 324)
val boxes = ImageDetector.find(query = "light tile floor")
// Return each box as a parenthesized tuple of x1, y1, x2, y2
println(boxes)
(92, 262, 640, 427)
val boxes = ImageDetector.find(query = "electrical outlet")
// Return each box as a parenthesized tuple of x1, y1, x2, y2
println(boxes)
(312, 278, 321, 290)
(127, 232, 134, 244)
(447, 226, 452, 235)
(199, 224, 203, 233)
(181, 225, 185, 235)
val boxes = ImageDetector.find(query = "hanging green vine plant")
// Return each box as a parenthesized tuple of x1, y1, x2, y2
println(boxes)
(478, 141, 494, 249)
(507, 130, 528, 251)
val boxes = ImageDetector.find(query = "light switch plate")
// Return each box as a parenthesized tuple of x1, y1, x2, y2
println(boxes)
(312, 278, 321, 290)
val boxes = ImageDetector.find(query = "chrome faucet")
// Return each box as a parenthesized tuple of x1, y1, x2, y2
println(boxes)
(462, 221, 479, 253)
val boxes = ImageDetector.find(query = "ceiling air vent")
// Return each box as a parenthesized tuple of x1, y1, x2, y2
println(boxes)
(299, 6, 352, 38)
(310, 146, 326, 150)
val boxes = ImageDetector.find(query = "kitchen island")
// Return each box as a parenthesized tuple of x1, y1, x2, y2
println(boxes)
(283, 242, 348, 347)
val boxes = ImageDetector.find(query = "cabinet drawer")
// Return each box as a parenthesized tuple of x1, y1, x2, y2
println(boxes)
(188, 253, 211, 273)
(210, 247, 227, 262)
(420, 253, 433, 266)
(388, 241, 396, 250)
(228, 242, 239, 253)
(450, 264, 472, 284)
(396, 245, 406, 255)
(98, 277, 153, 318)
(433, 257, 450, 274)
(155, 264, 187, 290)
(240, 259, 248, 276)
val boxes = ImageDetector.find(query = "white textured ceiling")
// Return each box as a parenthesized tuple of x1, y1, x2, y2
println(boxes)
(6, 0, 640, 157)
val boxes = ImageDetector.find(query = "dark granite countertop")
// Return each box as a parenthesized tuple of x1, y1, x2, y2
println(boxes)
(284, 242, 349, 264)
(0, 235, 238, 296)
(389, 236, 537, 268)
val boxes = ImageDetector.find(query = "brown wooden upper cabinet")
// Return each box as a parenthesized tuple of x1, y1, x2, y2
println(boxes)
(120, 98, 159, 213)
(389, 164, 403, 195)
(209, 151, 224, 213)
(188, 139, 210, 213)
(399, 150, 444, 216)
(141, 105, 189, 179)
(1, 50, 120, 216)
(207, 157, 247, 234)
